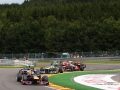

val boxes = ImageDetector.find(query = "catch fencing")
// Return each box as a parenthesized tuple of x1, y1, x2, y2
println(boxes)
(0, 51, 120, 59)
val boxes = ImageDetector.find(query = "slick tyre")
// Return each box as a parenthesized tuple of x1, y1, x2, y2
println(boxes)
(17, 73, 22, 82)
(58, 66, 63, 73)
(80, 66, 84, 71)
(42, 76, 48, 82)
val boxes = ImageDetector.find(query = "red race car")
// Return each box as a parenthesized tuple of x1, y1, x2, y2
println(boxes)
(62, 61, 86, 71)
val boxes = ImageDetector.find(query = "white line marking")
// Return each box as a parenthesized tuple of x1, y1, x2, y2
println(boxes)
(74, 74, 120, 90)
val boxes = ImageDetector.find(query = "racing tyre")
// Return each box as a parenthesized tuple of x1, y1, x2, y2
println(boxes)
(84, 64, 86, 68)
(17, 73, 22, 82)
(58, 66, 63, 73)
(42, 76, 48, 82)
(80, 66, 84, 71)
(46, 82, 49, 85)
(70, 66, 74, 71)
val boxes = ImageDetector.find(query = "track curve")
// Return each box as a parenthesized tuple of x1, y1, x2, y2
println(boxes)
(0, 68, 55, 90)
(0, 63, 120, 90)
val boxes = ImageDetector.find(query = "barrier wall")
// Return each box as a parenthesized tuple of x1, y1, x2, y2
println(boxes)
(0, 56, 120, 66)
(0, 59, 35, 66)
(24, 56, 120, 62)
(14, 60, 35, 66)
(0, 59, 14, 66)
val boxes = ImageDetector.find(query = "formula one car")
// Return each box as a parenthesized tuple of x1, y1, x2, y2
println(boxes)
(16, 66, 49, 85)
(40, 65, 63, 74)
(62, 61, 86, 71)
(74, 61, 86, 71)
(17, 65, 36, 76)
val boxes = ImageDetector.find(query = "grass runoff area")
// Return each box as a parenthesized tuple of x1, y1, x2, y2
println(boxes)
(0, 66, 26, 68)
(49, 70, 120, 90)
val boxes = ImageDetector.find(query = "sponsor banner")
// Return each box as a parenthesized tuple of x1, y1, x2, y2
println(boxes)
(74, 74, 120, 90)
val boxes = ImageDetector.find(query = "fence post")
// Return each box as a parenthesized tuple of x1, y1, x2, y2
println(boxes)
(21, 53, 22, 58)
(28, 53, 29, 59)
(57, 52, 58, 58)
(91, 51, 92, 57)
(12, 53, 13, 59)
(75, 52, 76, 56)
(82, 51, 83, 57)
(35, 53, 36, 58)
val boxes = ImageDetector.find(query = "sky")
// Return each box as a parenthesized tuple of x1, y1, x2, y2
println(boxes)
(0, 0, 25, 4)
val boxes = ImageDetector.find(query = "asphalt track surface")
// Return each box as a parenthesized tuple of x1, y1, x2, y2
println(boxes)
(1, 63, 120, 90)
(0, 68, 56, 90)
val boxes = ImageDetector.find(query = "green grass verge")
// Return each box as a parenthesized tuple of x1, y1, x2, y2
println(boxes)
(49, 70, 120, 90)
(0, 66, 26, 68)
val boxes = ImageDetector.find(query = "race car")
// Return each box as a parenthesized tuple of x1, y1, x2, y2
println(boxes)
(62, 61, 86, 71)
(73, 61, 86, 71)
(16, 67, 49, 85)
(50, 60, 86, 71)
(40, 65, 63, 74)
(17, 65, 35, 76)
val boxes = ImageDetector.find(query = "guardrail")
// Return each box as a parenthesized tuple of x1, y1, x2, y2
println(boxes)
(14, 60, 35, 66)
(0, 59, 14, 66)
(0, 57, 120, 66)
(24, 56, 120, 62)
(0, 51, 119, 59)
(0, 59, 36, 66)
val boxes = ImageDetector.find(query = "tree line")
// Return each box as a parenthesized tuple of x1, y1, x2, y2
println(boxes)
(0, 0, 120, 53)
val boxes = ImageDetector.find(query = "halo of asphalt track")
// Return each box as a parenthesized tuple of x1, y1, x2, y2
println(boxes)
(1, 63, 120, 90)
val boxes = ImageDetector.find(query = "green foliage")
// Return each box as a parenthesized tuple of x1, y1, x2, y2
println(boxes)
(0, 0, 120, 53)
